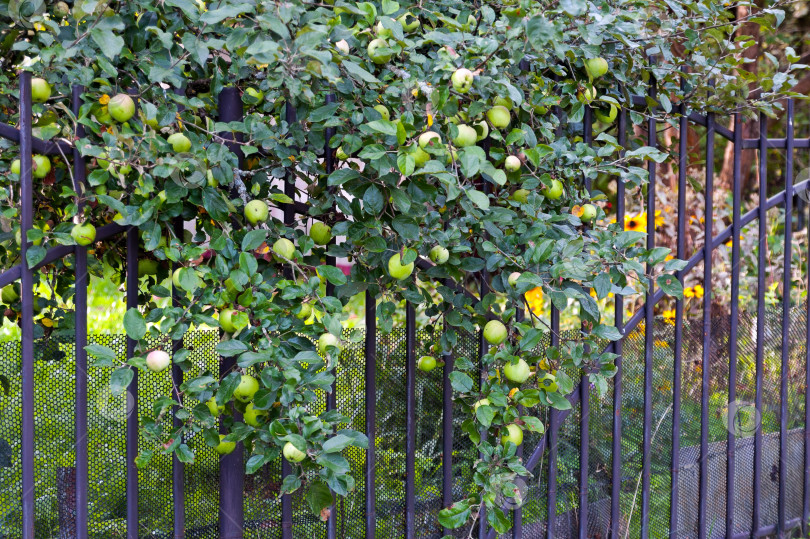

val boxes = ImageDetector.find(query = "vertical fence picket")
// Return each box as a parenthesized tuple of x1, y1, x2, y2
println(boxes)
(19, 71, 35, 539)
(641, 78, 657, 538)
(405, 302, 416, 537)
(698, 106, 716, 539)
(442, 285, 455, 537)
(71, 84, 89, 539)
(778, 98, 795, 535)
(670, 94, 687, 539)
(804, 157, 810, 535)
(547, 306, 560, 539)
(726, 112, 743, 536)
(171, 217, 185, 537)
(610, 106, 627, 538)
(125, 226, 140, 539)
(217, 86, 245, 538)
(514, 307, 525, 539)
(364, 291, 377, 539)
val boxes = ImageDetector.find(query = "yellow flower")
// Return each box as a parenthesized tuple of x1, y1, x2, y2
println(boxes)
(684, 287, 694, 298)
(693, 284, 704, 298)
(427, 113, 433, 127)
(524, 286, 543, 316)
(662, 309, 676, 325)
(624, 213, 646, 232)
(654, 210, 664, 228)
(654, 339, 669, 348)
(99, 94, 110, 105)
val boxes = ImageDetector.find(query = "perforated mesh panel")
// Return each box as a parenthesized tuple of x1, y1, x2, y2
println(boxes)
(0, 304, 807, 537)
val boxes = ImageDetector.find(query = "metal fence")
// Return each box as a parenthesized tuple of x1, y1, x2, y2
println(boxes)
(1, 70, 810, 538)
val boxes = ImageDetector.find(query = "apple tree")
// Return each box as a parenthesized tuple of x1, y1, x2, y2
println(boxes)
(0, 0, 802, 533)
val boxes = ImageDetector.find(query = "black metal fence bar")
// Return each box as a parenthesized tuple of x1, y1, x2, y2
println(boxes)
(670, 96, 687, 538)
(217, 86, 245, 539)
(19, 71, 36, 539)
(610, 105, 628, 538)
(364, 291, 376, 539)
(71, 84, 89, 539)
(405, 302, 416, 537)
(514, 305, 525, 539)
(726, 112, 743, 536)
(698, 107, 715, 539)
(805, 173, 810, 536)
(125, 225, 139, 538)
(442, 276, 455, 537)
(171, 217, 185, 537)
(778, 98, 795, 535)
(547, 304, 560, 539)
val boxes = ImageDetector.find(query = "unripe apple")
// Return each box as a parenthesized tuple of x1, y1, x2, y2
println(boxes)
(451, 68, 474, 93)
(32, 155, 51, 178)
(595, 104, 618, 124)
(398, 12, 420, 32)
(543, 179, 564, 200)
(487, 106, 511, 129)
(283, 441, 306, 462)
(507, 272, 521, 287)
(71, 222, 96, 246)
(10, 159, 20, 175)
(501, 424, 523, 447)
(538, 373, 558, 392)
(493, 96, 514, 109)
(1, 284, 20, 304)
(580, 203, 597, 222)
(53, 1, 70, 18)
(206, 397, 224, 417)
(295, 303, 312, 320)
(335, 146, 349, 160)
(374, 21, 392, 38)
(167, 132, 192, 153)
(318, 333, 341, 355)
(108, 94, 136, 123)
(146, 350, 171, 372)
(429, 245, 449, 264)
(373, 104, 390, 121)
(388, 253, 414, 280)
(244, 87, 264, 104)
(584, 57, 609, 79)
(413, 146, 430, 167)
(367, 38, 392, 64)
(473, 398, 491, 411)
(219, 309, 239, 333)
(579, 86, 597, 103)
(243, 403, 266, 427)
(234, 374, 260, 403)
(244, 200, 269, 225)
(273, 238, 295, 261)
(418, 355, 437, 372)
(335, 39, 350, 55)
(309, 221, 332, 245)
(31, 78, 51, 103)
(418, 131, 441, 149)
(452, 124, 477, 147)
(483, 320, 507, 345)
(510, 189, 530, 204)
(503, 358, 531, 384)
(215, 434, 236, 455)
(473, 121, 489, 141)
(504, 155, 521, 172)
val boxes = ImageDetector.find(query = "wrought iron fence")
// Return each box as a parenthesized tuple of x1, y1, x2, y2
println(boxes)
(1, 69, 810, 538)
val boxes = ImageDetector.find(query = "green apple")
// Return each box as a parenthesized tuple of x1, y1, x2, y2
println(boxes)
(503, 358, 531, 384)
(273, 238, 295, 261)
(243, 403, 266, 427)
(585, 57, 609, 80)
(32, 155, 51, 178)
(53, 1, 70, 18)
(108, 94, 135, 122)
(171, 267, 185, 289)
(580, 203, 597, 222)
(595, 104, 618, 123)
(335, 39, 350, 55)
(487, 106, 511, 129)
(579, 86, 597, 103)
(31, 78, 51, 103)
(146, 350, 171, 372)
(543, 179, 564, 200)
(398, 12, 420, 32)
(510, 189, 530, 204)
(507, 272, 521, 287)
(374, 21, 392, 38)
(71, 222, 96, 246)
(336, 146, 349, 160)
(219, 309, 239, 333)
(493, 96, 514, 109)
(504, 155, 521, 172)
(451, 68, 474, 93)
(318, 332, 341, 354)
(373, 104, 390, 121)
(413, 146, 430, 167)
(1, 284, 20, 304)
(244, 87, 264, 104)
(244, 200, 269, 225)
(501, 424, 523, 447)
(418, 355, 437, 372)
(473, 398, 490, 411)
(234, 374, 260, 403)
(167, 132, 192, 153)
(10, 159, 20, 175)
(473, 121, 489, 141)
(206, 397, 224, 417)
(367, 38, 392, 64)
(295, 303, 312, 320)
(452, 124, 477, 147)
(418, 131, 441, 149)
(483, 320, 507, 345)
(388, 253, 414, 280)
(309, 221, 332, 245)
(538, 372, 558, 392)
(429, 245, 449, 264)
(283, 441, 306, 462)
(214, 434, 236, 455)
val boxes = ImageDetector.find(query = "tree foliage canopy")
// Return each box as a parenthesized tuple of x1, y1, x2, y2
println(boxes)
(0, 0, 803, 532)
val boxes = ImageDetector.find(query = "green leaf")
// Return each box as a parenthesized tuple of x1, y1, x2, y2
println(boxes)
(343, 61, 381, 84)
(328, 169, 360, 186)
(216, 339, 249, 357)
(306, 480, 334, 518)
(521, 415, 545, 434)
(475, 405, 495, 427)
(526, 16, 556, 50)
(366, 119, 398, 137)
(318, 265, 347, 286)
(242, 229, 267, 251)
(449, 371, 473, 393)
(657, 274, 684, 298)
(123, 308, 147, 340)
(85, 344, 117, 366)
(466, 189, 489, 210)
(593, 324, 622, 341)
(176, 444, 196, 464)
(25, 245, 46, 269)
(438, 501, 471, 529)
(90, 27, 125, 59)
(109, 368, 134, 396)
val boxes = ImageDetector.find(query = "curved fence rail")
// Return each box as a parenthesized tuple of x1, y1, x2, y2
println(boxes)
(1, 70, 809, 538)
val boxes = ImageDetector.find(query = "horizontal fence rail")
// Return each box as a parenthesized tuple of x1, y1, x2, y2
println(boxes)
(1, 72, 809, 539)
